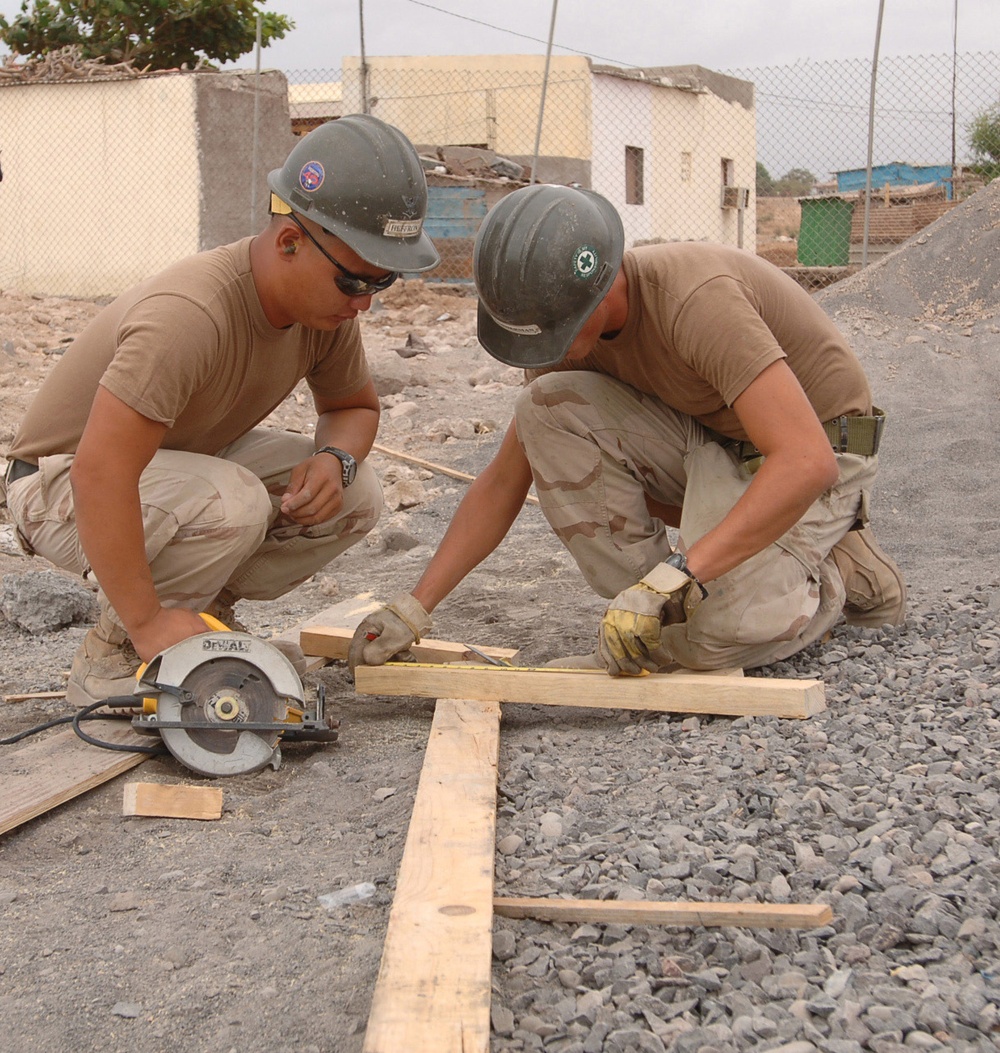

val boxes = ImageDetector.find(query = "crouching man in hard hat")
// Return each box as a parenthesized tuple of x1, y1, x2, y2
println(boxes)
(350, 183, 905, 676)
(1, 115, 439, 705)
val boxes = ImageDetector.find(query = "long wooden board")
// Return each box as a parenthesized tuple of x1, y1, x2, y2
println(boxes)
(363, 699, 501, 1053)
(494, 897, 833, 930)
(355, 664, 825, 719)
(300, 625, 518, 666)
(0, 723, 149, 836)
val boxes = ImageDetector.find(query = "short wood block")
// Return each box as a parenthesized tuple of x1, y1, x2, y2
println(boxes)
(122, 781, 223, 820)
(300, 625, 518, 665)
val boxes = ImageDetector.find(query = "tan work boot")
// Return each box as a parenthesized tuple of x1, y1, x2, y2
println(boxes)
(66, 619, 142, 709)
(204, 588, 248, 631)
(206, 591, 308, 679)
(831, 526, 907, 627)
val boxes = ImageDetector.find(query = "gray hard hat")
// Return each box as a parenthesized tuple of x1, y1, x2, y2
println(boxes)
(474, 184, 624, 368)
(268, 114, 440, 273)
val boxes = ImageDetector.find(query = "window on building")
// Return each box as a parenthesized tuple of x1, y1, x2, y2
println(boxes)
(625, 146, 645, 205)
(721, 157, 735, 187)
(680, 151, 692, 182)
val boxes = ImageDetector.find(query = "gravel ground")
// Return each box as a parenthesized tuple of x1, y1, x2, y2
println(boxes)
(1, 181, 999, 1052)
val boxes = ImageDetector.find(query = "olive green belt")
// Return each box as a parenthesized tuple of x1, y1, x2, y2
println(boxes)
(730, 406, 886, 462)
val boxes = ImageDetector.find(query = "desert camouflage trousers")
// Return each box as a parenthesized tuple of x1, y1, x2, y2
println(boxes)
(514, 371, 879, 670)
(3, 428, 382, 636)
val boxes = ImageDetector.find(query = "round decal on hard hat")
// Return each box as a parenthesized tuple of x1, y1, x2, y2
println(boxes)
(573, 245, 599, 279)
(298, 161, 325, 193)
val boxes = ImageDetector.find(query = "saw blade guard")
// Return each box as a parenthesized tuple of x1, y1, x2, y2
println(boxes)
(137, 632, 305, 777)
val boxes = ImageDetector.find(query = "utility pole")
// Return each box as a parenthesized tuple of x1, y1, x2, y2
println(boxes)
(359, 0, 370, 114)
(530, 0, 559, 185)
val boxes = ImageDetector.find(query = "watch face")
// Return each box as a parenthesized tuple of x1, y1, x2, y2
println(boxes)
(342, 456, 357, 485)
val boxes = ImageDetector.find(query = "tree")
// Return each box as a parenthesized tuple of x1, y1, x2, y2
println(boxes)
(756, 161, 775, 197)
(0, 0, 293, 70)
(773, 167, 816, 198)
(968, 103, 1000, 182)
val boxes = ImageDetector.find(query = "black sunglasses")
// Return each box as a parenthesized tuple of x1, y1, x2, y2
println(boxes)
(289, 214, 399, 297)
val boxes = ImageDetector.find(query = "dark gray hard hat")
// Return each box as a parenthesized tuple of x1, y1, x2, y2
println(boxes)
(268, 114, 440, 273)
(474, 184, 624, 368)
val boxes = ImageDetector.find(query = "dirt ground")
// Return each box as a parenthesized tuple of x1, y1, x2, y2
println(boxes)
(1, 179, 999, 1052)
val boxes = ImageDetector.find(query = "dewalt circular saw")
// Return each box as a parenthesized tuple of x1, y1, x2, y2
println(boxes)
(128, 615, 338, 777)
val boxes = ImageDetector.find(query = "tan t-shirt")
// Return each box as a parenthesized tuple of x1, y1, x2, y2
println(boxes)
(532, 243, 871, 442)
(10, 238, 369, 460)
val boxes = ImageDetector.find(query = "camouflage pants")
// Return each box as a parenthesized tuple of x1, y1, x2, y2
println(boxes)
(3, 428, 382, 635)
(514, 371, 878, 670)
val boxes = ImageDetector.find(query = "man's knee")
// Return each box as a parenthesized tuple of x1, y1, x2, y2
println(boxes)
(341, 461, 383, 537)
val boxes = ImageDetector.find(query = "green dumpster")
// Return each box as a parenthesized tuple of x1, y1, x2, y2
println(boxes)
(797, 196, 854, 266)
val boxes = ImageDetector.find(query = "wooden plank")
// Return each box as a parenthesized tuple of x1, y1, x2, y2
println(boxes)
(300, 625, 519, 665)
(493, 897, 833, 930)
(354, 664, 825, 719)
(122, 781, 223, 820)
(363, 699, 500, 1053)
(0, 723, 149, 836)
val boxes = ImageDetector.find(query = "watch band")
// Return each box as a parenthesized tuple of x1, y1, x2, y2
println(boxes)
(314, 446, 357, 487)
(664, 551, 708, 598)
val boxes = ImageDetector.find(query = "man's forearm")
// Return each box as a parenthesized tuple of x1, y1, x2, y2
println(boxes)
(685, 451, 835, 583)
(73, 478, 161, 633)
(314, 406, 379, 459)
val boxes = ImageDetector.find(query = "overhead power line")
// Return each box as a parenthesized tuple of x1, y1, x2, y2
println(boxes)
(402, 0, 633, 68)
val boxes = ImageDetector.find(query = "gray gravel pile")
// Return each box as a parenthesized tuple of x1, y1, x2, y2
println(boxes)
(489, 586, 1000, 1053)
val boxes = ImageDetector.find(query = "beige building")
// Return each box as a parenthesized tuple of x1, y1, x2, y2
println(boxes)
(0, 70, 293, 298)
(338, 55, 756, 251)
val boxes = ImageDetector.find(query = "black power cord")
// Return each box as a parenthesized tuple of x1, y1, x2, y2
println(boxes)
(71, 698, 166, 755)
(1, 696, 166, 756)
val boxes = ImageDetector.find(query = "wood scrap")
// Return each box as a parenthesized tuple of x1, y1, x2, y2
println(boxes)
(354, 663, 826, 718)
(122, 781, 224, 820)
(362, 699, 500, 1053)
(3, 690, 66, 703)
(494, 897, 833, 930)
(0, 723, 149, 837)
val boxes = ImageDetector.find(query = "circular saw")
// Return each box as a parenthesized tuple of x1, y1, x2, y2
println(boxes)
(131, 629, 338, 777)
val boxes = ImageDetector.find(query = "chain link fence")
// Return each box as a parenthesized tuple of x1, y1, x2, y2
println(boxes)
(1, 49, 997, 297)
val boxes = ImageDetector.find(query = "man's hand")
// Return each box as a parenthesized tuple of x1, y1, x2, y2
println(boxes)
(348, 593, 433, 671)
(598, 561, 705, 676)
(130, 607, 213, 664)
(280, 455, 345, 525)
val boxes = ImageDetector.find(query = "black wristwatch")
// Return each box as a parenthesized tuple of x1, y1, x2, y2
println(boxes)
(665, 551, 708, 598)
(314, 446, 357, 488)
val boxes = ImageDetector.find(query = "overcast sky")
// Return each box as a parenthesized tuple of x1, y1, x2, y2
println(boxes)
(0, 0, 997, 71)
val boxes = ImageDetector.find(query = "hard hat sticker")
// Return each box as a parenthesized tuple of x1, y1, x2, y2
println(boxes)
(573, 245, 598, 279)
(383, 218, 423, 238)
(299, 161, 325, 193)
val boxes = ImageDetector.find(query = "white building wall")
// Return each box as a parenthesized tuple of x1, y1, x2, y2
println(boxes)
(591, 77, 654, 246)
(591, 72, 756, 252)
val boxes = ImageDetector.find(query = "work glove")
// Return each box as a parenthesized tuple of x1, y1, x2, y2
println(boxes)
(598, 560, 706, 677)
(348, 592, 432, 672)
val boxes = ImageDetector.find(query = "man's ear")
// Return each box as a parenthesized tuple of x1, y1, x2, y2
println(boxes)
(276, 222, 301, 258)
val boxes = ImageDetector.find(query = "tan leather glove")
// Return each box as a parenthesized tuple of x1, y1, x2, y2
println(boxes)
(598, 560, 706, 676)
(348, 593, 432, 672)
